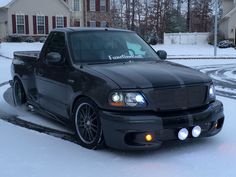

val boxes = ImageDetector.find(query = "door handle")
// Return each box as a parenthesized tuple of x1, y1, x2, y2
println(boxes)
(37, 69, 44, 77)
(68, 79, 75, 84)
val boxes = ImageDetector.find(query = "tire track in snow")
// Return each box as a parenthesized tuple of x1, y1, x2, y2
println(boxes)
(0, 82, 77, 144)
(0, 112, 77, 143)
(195, 64, 236, 100)
(0, 81, 10, 87)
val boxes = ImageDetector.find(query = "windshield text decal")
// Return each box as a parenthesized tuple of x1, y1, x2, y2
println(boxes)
(108, 55, 141, 60)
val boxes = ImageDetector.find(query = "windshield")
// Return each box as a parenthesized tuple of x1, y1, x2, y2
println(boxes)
(69, 31, 159, 63)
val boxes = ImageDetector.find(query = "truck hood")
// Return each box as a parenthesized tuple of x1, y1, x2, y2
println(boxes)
(87, 61, 211, 89)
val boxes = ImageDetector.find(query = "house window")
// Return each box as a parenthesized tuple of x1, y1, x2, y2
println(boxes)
(90, 21, 96, 27)
(90, 0, 95, 11)
(16, 15, 25, 34)
(37, 16, 45, 34)
(100, 0, 106, 12)
(56, 16, 64, 28)
(74, 0, 80, 11)
(100, 21, 107, 27)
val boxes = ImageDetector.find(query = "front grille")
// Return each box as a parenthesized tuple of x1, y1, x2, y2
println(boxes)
(149, 85, 208, 111)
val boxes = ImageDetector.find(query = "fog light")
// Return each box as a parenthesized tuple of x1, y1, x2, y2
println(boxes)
(178, 128, 189, 140)
(145, 134, 153, 142)
(192, 126, 202, 138)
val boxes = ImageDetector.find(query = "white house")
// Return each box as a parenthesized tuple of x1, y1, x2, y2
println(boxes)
(0, 0, 111, 40)
(220, 0, 236, 44)
(0, 0, 70, 39)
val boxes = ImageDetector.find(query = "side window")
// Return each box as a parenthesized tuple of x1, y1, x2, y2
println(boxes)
(44, 32, 66, 64)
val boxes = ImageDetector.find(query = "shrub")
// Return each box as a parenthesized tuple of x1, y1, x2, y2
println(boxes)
(207, 32, 225, 45)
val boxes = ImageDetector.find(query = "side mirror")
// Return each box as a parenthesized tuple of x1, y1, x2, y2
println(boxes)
(45, 52, 63, 65)
(156, 50, 167, 60)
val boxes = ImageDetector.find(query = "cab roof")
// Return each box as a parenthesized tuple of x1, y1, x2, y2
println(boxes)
(52, 27, 133, 33)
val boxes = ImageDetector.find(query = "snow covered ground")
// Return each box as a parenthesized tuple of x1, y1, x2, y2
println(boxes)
(0, 42, 43, 58)
(1, 42, 236, 59)
(153, 44, 236, 58)
(0, 43, 236, 177)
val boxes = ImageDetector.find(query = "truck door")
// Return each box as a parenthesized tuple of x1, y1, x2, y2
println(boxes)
(35, 32, 70, 118)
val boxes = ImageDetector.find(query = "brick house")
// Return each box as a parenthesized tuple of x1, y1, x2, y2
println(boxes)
(220, 0, 236, 44)
(0, 0, 111, 40)
(67, 0, 111, 28)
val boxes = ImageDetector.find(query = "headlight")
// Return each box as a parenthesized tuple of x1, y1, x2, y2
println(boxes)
(209, 84, 216, 100)
(109, 92, 147, 107)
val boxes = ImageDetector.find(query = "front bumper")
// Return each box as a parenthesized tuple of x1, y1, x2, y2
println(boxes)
(100, 100, 224, 150)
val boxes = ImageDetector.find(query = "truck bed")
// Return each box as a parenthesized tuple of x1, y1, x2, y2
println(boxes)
(12, 51, 40, 95)
(14, 51, 40, 60)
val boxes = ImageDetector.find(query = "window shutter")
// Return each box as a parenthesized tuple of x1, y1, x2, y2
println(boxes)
(33, 15, 37, 34)
(45, 16, 49, 34)
(106, 0, 109, 12)
(96, 0, 100, 11)
(96, 21, 100, 27)
(87, 21, 90, 27)
(52, 16, 56, 29)
(87, 0, 90, 11)
(12, 14, 16, 34)
(64, 16, 67, 27)
(25, 15, 29, 34)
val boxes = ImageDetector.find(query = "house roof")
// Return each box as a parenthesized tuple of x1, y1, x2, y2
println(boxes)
(222, 7, 236, 20)
(0, 0, 69, 9)
(0, 0, 14, 8)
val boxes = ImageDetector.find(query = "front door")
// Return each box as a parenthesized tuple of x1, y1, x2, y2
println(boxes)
(35, 32, 70, 118)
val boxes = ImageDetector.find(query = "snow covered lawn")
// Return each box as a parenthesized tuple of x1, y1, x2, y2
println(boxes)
(1, 42, 236, 59)
(153, 44, 236, 58)
(0, 43, 236, 177)
(0, 42, 43, 58)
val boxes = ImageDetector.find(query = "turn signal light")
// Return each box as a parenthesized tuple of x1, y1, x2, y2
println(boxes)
(145, 134, 153, 142)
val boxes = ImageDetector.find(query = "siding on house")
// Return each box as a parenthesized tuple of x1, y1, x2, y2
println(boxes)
(220, 0, 236, 44)
(0, 0, 111, 40)
(7, 0, 70, 36)
(219, 20, 229, 38)
(0, 8, 8, 39)
(69, 0, 111, 28)
(228, 11, 236, 40)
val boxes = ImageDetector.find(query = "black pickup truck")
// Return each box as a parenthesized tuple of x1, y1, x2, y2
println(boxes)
(11, 28, 224, 150)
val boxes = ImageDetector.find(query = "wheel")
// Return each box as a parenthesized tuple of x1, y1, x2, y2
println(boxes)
(12, 78, 27, 106)
(73, 98, 104, 149)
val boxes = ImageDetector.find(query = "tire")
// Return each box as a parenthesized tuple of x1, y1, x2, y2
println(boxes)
(72, 98, 104, 149)
(12, 78, 27, 106)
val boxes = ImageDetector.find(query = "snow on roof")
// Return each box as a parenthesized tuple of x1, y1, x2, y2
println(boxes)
(0, 0, 13, 8)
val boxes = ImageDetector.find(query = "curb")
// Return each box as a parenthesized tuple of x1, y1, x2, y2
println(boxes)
(0, 54, 12, 60)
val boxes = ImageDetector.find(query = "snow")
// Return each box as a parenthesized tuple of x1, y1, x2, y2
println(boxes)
(153, 44, 236, 58)
(0, 42, 43, 58)
(0, 43, 236, 177)
(1, 42, 235, 60)
(0, 0, 13, 8)
(0, 95, 235, 177)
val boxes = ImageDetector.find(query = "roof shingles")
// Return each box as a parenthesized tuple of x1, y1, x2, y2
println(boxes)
(0, 0, 13, 8)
